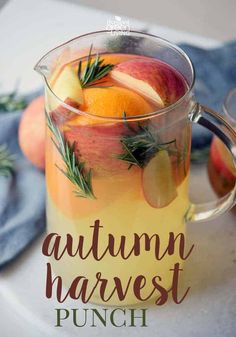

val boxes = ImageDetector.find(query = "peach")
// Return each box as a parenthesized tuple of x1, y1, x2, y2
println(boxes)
(19, 96, 45, 170)
(110, 58, 186, 107)
(142, 150, 177, 208)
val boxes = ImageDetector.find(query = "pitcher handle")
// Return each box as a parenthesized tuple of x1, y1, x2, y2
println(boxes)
(187, 103, 236, 222)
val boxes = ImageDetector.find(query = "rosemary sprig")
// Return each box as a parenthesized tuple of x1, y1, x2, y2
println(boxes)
(0, 90, 27, 112)
(115, 114, 177, 168)
(86, 85, 113, 89)
(46, 112, 95, 199)
(0, 144, 15, 177)
(78, 44, 114, 88)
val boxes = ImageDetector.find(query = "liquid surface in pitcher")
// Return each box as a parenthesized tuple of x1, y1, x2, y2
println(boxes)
(45, 52, 191, 305)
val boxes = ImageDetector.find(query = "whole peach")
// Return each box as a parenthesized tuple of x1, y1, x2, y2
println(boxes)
(18, 96, 45, 170)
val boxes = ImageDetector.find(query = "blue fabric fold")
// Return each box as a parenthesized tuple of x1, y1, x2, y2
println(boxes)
(179, 41, 236, 149)
(0, 41, 236, 268)
(0, 110, 45, 268)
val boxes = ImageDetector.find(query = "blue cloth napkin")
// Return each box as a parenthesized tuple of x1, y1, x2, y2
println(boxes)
(179, 41, 236, 150)
(0, 41, 236, 268)
(0, 109, 45, 268)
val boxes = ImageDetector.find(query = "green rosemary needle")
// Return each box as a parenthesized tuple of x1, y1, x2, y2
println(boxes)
(0, 144, 15, 177)
(115, 114, 177, 168)
(46, 112, 95, 199)
(77, 44, 114, 88)
(0, 90, 27, 112)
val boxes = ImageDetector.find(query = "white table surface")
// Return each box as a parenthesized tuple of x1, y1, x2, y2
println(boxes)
(0, 0, 235, 336)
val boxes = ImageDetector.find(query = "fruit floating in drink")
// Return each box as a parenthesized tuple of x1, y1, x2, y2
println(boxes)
(45, 47, 191, 305)
(208, 87, 236, 214)
(208, 137, 236, 213)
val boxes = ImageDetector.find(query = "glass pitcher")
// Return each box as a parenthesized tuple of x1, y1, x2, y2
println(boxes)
(208, 87, 236, 213)
(35, 31, 236, 306)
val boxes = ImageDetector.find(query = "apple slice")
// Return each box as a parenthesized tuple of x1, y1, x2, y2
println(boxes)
(50, 97, 80, 125)
(210, 138, 236, 181)
(110, 58, 186, 107)
(64, 122, 130, 175)
(52, 65, 84, 106)
(142, 150, 177, 208)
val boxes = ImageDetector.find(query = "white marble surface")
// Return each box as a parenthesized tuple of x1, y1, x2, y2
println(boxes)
(0, 0, 235, 336)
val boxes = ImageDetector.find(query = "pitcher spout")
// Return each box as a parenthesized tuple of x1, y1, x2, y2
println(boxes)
(34, 57, 50, 78)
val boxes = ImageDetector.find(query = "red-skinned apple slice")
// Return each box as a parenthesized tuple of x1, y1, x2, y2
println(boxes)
(142, 150, 177, 208)
(48, 65, 84, 111)
(47, 65, 84, 124)
(210, 138, 236, 181)
(64, 122, 131, 175)
(110, 58, 186, 107)
(50, 97, 80, 125)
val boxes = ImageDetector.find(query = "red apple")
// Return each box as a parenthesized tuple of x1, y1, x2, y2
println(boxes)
(48, 64, 84, 111)
(50, 97, 80, 125)
(19, 96, 45, 170)
(142, 150, 177, 208)
(110, 58, 186, 107)
(210, 138, 236, 181)
(64, 122, 131, 175)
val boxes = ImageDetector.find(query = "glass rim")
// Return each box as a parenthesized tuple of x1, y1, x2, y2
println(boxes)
(223, 87, 236, 124)
(35, 30, 195, 122)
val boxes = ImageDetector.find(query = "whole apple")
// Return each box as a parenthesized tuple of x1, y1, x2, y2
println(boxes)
(19, 96, 45, 170)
